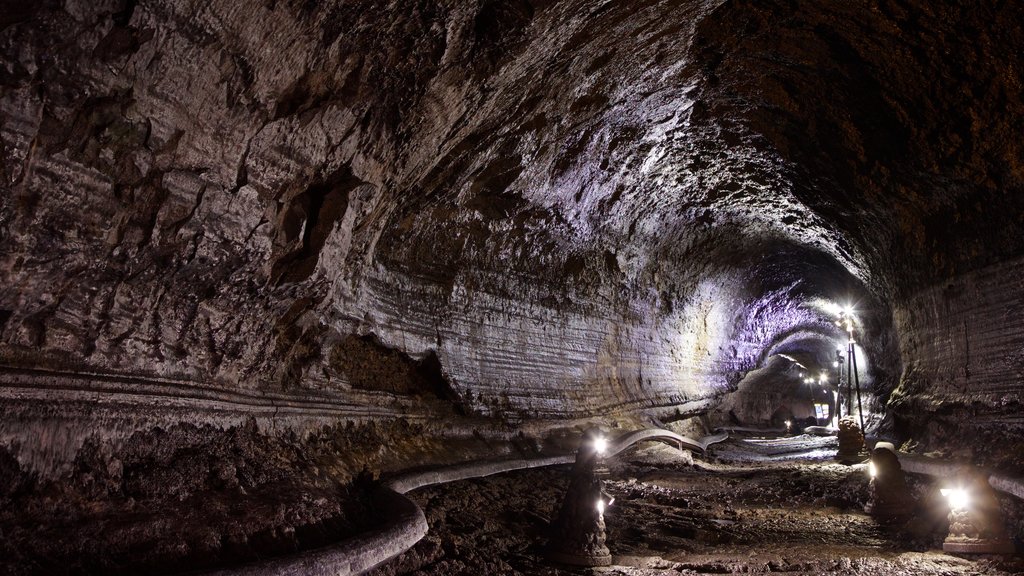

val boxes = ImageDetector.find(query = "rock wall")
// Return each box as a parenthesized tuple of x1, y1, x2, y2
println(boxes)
(1, 0, 1022, 479)
(890, 255, 1024, 469)
(0, 0, 789, 478)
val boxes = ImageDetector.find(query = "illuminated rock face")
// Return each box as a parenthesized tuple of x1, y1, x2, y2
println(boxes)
(889, 256, 1024, 468)
(547, 429, 611, 566)
(865, 442, 914, 521)
(1, 0, 1022, 474)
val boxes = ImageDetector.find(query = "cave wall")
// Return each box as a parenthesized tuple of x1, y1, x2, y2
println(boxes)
(1, 0, 1023, 478)
(890, 254, 1024, 467)
(0, 0, 776, 477)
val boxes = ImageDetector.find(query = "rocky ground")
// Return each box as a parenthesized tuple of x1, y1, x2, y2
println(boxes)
(0, 414, 553, 575)
(2, 429, 1022, 574)
(0, 419, 387, 576)
(372, 434, 1024, 575)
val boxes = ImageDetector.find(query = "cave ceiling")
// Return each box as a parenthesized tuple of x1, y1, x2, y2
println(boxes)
(1, 0, 1022, 431)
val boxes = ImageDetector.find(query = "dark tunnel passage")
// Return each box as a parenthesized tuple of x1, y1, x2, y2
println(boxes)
(1, 0, 1024, 574)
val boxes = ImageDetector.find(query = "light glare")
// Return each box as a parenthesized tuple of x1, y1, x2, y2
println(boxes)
(596, 499, 605, 514)
(593, 436, 608, 455)
(941, 488, 970, 510)
(868, 461, 877, 478)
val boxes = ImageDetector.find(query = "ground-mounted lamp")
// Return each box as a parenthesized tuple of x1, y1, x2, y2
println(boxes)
(546, 428, 613, 566)
(864, 442, 914, 522)
(941, 471, 1015, 554)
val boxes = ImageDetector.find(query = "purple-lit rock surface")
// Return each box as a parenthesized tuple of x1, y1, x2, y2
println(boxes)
(1, 0, 1024, 573)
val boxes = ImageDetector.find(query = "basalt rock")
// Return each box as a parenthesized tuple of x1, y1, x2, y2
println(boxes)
(864, 442, 915, 522)
(836, 417, 865, 464)
(2, 0, 1024, 570)
(546, 429, 612, 567)
(943, 469, 1016, 555)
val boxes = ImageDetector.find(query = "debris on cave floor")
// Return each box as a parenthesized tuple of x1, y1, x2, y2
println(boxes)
(0, 421, 384, 576)
(375, 435, 1024, 576)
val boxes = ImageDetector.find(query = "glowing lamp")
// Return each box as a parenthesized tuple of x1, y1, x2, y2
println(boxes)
(868, 461, 877, 478)
(940, 476, 1015, 554)
(941, 488, 970, 511)
(547, 428, 614, 566)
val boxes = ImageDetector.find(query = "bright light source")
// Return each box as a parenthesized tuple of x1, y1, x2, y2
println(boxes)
(844, 305, 854, 315)
(596, 499, 605, 514)
(941, 488, 970, 510)
(833, 361, 839, 367)
(820, 372, 828, 382)
(785, 420, 792, 431)
(868, 461, 877, 478)
(593, 436, 608, 455)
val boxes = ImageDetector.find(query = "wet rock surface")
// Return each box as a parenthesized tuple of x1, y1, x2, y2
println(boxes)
(374, 438, 1023, 576)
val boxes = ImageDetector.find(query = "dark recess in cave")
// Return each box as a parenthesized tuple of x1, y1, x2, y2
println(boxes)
(271, 166, 362, 285)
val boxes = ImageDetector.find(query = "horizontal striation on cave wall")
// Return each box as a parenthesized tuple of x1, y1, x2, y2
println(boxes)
(3, 0, 1023, 482)
(0, 245, 776, 477)
(890, 254, 1024, 462)
(0, 364, 434, 476)
(353, 266, 758, 420)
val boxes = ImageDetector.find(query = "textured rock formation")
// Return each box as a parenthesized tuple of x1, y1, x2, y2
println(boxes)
(546, 429, 611, 566)
(1, 0, 1024, 569)
(865, 442, 914, 522)
(837, 416, 866, 464)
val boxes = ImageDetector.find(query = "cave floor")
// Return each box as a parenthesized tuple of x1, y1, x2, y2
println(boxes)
(372, 434, 1024, 575)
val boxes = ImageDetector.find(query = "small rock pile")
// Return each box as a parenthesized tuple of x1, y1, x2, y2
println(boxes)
(836, 417, 865, 464)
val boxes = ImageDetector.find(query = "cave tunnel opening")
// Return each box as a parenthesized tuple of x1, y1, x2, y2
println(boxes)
(662, 233, 901, 440)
